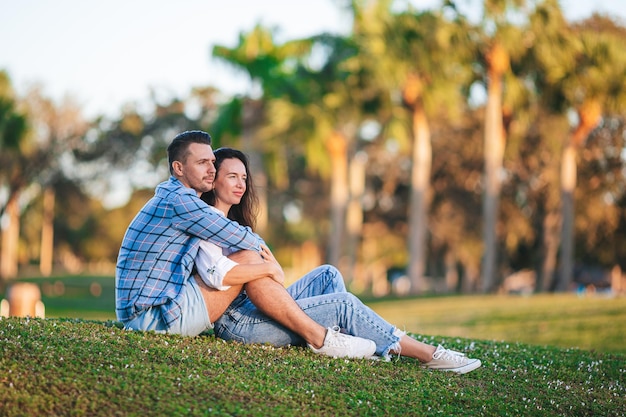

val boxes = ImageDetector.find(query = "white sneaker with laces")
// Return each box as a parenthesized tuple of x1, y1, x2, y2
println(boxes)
(308, 326, 377, 359)
(423, 345, 481, 374)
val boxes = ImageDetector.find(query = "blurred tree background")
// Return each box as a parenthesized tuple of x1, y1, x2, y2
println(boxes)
(1, 0, 625, 297)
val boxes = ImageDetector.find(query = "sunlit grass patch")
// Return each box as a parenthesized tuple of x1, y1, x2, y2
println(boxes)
(368, 293, 626, 354)
(1, 317, 624, 416)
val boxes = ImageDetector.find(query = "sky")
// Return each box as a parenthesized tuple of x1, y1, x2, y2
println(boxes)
(2, 0, 626, 119)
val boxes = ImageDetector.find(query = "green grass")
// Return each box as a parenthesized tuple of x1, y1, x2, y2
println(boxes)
(20, 276, 116, 320)
(2, 276, 625, 415)
(366, 293, 626, 354)
(1, 317, 624, 416)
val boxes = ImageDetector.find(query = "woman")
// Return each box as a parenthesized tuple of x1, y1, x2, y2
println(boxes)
(197, 148, 481, 373)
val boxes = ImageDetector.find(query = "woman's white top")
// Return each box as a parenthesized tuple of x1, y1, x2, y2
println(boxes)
(195, 206, 238, 290)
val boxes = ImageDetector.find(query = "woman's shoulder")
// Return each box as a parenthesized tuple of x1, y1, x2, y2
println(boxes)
(207, 205, 225, 216)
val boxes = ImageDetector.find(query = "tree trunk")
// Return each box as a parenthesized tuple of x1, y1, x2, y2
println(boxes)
(557, 144, 576, 291)
(462, 259, 480, 293)
(345, 151, 367, 283)
(481, 42, 508, 293)
(538, 208, 561, 292)
(407, 102, 431, 294)
(326, 131, 349, 267)
(401, 73, 432, 294)
(557, 101, 602, 292)
(241, 98, 268, 235)
(444, 249, 459, 292)
(1, 196, 20, 280)
(40, 187, 55, 276)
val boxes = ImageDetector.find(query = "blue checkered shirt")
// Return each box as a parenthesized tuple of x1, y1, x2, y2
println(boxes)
(115, 176, 264, 327)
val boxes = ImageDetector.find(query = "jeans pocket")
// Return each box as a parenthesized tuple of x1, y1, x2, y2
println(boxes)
(214, 321, 246, 344)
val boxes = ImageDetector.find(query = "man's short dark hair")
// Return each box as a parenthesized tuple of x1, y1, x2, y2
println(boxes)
(167, 130, 212, 174)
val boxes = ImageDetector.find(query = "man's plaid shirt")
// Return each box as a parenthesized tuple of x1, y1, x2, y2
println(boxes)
(115, 176, 263, 327)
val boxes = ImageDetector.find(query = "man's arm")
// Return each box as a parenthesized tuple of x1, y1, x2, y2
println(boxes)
(196, 243, 284, 290)
(172, 192, 264, 251)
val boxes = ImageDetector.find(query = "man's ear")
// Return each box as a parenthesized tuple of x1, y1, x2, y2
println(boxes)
(172, 160, 184, 176)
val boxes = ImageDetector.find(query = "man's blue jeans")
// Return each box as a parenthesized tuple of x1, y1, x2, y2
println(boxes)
(213, 265, 402, 357)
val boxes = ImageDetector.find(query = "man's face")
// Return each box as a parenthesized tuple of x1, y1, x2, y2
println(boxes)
(173, 142, 216, 195)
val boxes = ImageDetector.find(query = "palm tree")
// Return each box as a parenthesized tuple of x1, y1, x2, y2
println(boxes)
(380, 3, 476, 293)
(0, 71, 28, 219)
(212, 25, 312, 236)
(291, 33, 366, 270)
(556, 19, 626, 291)
(213, 8, 417, 284)
(518, 0, 573, 291)
(0, 78, 87, 280)
(477, 0, 529, 292)
(526, 4, 626, 291)
(245, 21, 378, 272)
(24, 89, 89, 276)
(39, 186, 55, 276)
(481, 40, 509, 293)
(0, 73, 29, 280)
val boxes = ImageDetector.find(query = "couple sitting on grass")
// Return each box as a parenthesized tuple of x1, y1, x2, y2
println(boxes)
(115, 130, 481, 374)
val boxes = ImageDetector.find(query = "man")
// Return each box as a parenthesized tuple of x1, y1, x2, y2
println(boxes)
(116, 130, 376, 359)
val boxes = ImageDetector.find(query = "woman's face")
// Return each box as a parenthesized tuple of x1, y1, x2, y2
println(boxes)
(213, 157, 247, 208)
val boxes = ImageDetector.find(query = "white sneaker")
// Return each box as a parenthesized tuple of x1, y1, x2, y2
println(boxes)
(423, 345, 482, 374)
(308, 326, 376, 359)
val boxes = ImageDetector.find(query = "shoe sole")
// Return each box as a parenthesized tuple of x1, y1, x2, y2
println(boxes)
(308, 340, 376, 359)
(446, 359, 482, 374)
(423, 358, 482, 374)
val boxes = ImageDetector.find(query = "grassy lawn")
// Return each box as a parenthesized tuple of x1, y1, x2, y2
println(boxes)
(1, 276, 625, 416)
(20, 276, 116, 321)
(366, 293, 626, 354)
(1, 317, 624, 416)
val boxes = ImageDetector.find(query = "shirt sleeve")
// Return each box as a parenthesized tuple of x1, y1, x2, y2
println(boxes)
(172, 191, 265, 252)
(195, 240, 238, 291)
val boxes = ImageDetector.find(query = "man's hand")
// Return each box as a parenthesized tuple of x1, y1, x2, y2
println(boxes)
(228, 248, 285, 286)
(259, 245, 276, 262)
(260, 245, 285, 285)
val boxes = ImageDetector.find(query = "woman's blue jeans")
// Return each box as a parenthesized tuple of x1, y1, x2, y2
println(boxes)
(213, 264, 401, 357)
